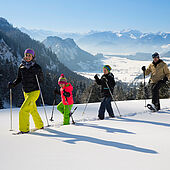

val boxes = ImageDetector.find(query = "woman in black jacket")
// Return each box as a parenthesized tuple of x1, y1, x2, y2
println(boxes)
(94, 65, 115, 120)
(8, 49, 44, 133)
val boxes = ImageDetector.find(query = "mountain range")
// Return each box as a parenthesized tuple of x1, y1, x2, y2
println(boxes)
(20, 27, 170, 55)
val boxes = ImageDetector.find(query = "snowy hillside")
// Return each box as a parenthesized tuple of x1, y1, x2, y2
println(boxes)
(0, 39, 21, 65)
(0, 99, 170, 170)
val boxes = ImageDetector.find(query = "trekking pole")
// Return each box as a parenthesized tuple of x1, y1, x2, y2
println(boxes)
(9, 89, 13, 131)
(82, 83, 95, 115)
(104, 78, 121, 117)
(35, 75, 50, 126)
(143, 70, 147, 107)
(70, 106, 78, 117)
(49, 99, 56, 122)
(65, 98, 75, 124)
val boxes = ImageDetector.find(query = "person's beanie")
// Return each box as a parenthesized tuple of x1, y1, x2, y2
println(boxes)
(58, 74, 67, 85)
(103, 65, 112, 72)
(24, 48, 35, 57)
(152, 52, 159, 58)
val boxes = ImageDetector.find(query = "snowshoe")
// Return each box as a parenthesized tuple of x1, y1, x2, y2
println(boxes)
(12, 131, 29, 135)
(147, 104, 157, 112)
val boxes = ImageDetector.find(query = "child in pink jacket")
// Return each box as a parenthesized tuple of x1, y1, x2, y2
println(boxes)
(54, 74, 74, 125)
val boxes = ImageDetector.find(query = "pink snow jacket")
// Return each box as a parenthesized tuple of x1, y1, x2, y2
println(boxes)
(60, 83, 74, 105)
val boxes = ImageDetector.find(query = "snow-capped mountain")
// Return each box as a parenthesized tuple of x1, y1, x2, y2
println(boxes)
(20, 27, 170, 54)
(77, 30, 170, 54)
(20, 27, 83, 41)
(43, 36, 104, 72)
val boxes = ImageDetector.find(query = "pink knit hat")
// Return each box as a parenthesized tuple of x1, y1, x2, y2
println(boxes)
(58, 74, 67, 85)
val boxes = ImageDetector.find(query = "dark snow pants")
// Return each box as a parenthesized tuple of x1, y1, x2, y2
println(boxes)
(98, 97, 115, 120)
(151, 80, 165, 110)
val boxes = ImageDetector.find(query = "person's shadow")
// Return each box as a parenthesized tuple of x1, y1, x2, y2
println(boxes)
(110, 117, 170, 127)
(158, 109, 170, 114)
(75, 122, 135, 134)
(30, 127, 157, 154)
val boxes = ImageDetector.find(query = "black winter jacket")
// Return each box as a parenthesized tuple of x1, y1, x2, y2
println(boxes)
(13, 63, 43, 93)
(94, 73, 115, 97)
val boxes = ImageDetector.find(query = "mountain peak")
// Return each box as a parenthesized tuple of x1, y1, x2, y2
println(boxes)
(0, 17, 12, 27)
(46, 36, 62, 41)
(64, 38, 76, 46)
(44, 36, 77, 48)
(0, 17, 9, 24)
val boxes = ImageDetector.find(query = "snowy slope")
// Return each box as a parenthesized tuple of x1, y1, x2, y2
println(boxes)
(0, 99, 170, 170)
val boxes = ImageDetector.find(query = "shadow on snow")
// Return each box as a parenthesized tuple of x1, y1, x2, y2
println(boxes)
(30, 127, 157, 154)
(75, 122, 135, 134)
(112, 117, 170, 127)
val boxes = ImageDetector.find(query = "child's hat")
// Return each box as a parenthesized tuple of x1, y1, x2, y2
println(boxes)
(103, 65, 112, 72)
(58, 74, 67, 85)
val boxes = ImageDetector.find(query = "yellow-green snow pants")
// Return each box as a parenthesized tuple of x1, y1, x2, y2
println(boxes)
(57, 102, 73, 125)
(19, 90, 44, 132)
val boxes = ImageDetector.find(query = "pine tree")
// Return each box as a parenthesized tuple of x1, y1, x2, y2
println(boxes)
(126, 87, 136, 100)
(80, 82, 101, 103)
(0, 97, 4, 109)
(136, 82, 144, 99)
(159, 81, 170, 99)
(114, 85, 126, 101)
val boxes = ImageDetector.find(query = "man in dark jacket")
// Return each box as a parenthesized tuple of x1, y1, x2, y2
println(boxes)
(8, 48, 44, 133)
(94, 65, 116, 120)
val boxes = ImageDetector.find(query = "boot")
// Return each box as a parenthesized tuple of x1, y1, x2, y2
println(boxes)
(155, 103, 160, 111)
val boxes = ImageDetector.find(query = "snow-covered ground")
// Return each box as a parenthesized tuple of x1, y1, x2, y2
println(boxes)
(0, 99, 170, 170)
(77, 56, 170, 84)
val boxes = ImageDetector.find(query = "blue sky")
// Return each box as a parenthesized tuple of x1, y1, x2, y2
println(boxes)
(0, 0, 170, 33)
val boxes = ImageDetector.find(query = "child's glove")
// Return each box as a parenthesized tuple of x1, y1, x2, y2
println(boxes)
(63, 90, 70, 97)
(94, 74, 99, 80)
